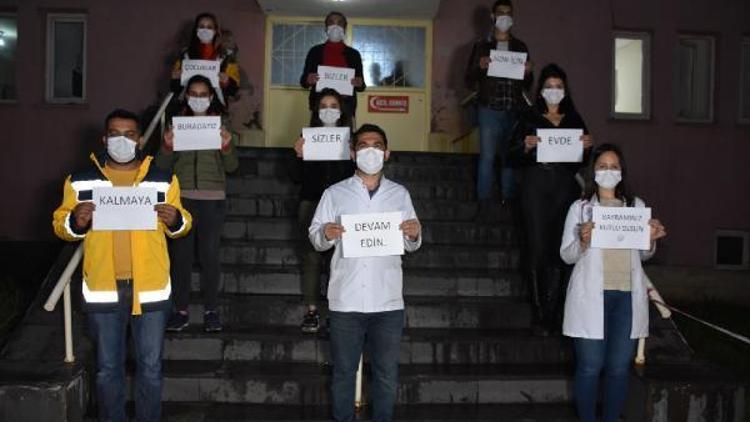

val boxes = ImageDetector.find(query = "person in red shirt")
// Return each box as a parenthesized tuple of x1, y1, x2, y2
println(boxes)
(300, 12, 366, 117)
(170, 12, 240, 105)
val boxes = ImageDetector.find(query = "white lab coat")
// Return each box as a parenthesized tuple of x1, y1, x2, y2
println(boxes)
(560, 196, 655, 340)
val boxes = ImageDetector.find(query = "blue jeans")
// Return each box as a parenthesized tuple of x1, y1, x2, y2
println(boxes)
(477, 106, 516, 201)
(87, 285, 168, 422)
(329, 310, 404, 422)
(573, 291, 637, 422)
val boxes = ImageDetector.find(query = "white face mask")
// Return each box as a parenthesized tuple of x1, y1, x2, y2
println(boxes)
(595, 169, 622, 190)
(188, 96, 211, 113)
(107, 136, 138, 164)
(494, 15, 513, 33)
(541, 88, 565, 106)
(196, 28, 215, 44)
(326, 25, 345, 43)
(319, 108, 341, 126)
(356, 147, 385, 175)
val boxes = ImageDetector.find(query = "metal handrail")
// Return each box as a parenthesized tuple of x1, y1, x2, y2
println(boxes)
(43, 92, 175, 363)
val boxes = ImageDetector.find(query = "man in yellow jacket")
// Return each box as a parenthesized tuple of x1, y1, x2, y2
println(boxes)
(52, 109, 192, 422)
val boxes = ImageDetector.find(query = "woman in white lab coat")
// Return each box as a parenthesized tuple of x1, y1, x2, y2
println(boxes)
(560, 143, 666, 422)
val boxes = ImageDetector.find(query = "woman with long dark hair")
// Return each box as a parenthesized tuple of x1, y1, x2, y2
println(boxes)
(156, 74, 238, 333)
(511, 63, 593, 334)
(170, 13, 240, 104)
(560, 143, 666, 422)
(293, 88, 354, 333)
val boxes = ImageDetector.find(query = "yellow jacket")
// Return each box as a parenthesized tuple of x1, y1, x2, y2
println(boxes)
(53, 153, 192, 315)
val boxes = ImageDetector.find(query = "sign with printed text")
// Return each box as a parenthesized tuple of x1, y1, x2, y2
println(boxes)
(487, 50, 527, 80)
(316, 65, 355, 96)
(368, 95, 409, 113)
(302, 127, 350, 161)
(181, 59, 221, 88)
(536, 129, 584, 163)
(92, 187, 158, 231)
(591, 206, 652, 250)
(172, 116, 222, 151)
(341, 212, 404, 258)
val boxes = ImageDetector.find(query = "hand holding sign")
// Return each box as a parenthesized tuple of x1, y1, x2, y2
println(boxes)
(399, 219, 421, 241)
(649, 219, 667, 242)
(487, 50, 527, 80)
(316, 65, 355, 96)
(324, 223, 346, 241)
(155, 204, 178, 227)
(73, 202, 95, 231)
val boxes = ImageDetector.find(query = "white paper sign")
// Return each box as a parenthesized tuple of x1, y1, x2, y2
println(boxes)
(341, 212, 404, 258)
(591, 206, 652, 250)
(536, 129, 584, 163)
(487, 50, 527, 80)
(172, 116, 222, 151)
(92, 187, 158, 231)
(181, 59, 221, 88)
(316, 65, 355, 96)
(302, 127, 350, 161)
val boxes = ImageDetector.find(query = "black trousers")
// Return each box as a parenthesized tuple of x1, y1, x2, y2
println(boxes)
(170, 198, 226, 312)
(519, 165, 579, 325)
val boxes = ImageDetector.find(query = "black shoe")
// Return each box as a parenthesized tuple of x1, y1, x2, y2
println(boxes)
(203, 311, 223, 332)
(301, 309, 320, 333)
(166, 311, 189, 332)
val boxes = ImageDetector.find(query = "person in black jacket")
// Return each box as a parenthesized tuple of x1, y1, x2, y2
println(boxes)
(293, 88, 355, 333)
(465, 0, 533, 214)
(511, 63, 594, 335)
(300, 11, 365, 117)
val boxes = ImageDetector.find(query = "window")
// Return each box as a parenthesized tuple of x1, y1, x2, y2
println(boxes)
(352, 25, 426, 89)
(46, 13, 86, 103)
(270, 22, 325, 86)
(740, 37, 750, 123)
(0, 13, 18, 101)
(611, 32, 651, 119)
(675, 35, 715, 122)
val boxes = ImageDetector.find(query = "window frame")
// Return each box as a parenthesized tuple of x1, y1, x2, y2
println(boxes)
(45, 12, 87, 104)
(0, 11, 19, 104)
(739, 36, 750, 124)
(674, 33, 716, 124)
(610, 30, 652, 120)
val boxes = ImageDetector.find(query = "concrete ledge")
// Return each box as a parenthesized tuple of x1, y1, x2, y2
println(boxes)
(646, 266, 750, 307)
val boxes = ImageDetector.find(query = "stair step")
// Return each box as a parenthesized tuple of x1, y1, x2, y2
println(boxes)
(158, 402, 578, 421)
(192, 266, 527, 298)
(219, 240, 520, 270)
(236, 147, 477, 166)
(227, 178, 478, 201)
(186, 295, 532, 329)
(226, 195, 515, 224)
(222, 217, 517, 246)
(147, 362, 573, 405)
(163, 326, 572, 365)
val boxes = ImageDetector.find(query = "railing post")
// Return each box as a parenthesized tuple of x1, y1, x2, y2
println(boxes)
(63, 282, 75, 363)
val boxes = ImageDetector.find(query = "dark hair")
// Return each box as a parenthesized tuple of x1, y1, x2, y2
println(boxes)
(534, 63, 577, 115)
(309, 88, 352, 128)
(352, 123, 388, 148)
(105, 109, 141, 133)
(493, 0, 513, 14)
(183, 75, 225, 116)
(583, 143, 635, 206)
(325, 11, 347, 28)
(188, 13, 221, 58)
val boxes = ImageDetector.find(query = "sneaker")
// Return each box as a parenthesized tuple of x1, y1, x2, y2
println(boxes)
(166, 311, 189, 332)
(301, 309, 320, 334)
(203, 311, 223, 332)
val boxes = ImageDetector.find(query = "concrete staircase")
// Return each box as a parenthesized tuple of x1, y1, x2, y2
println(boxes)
(0, 148, 746, 421)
